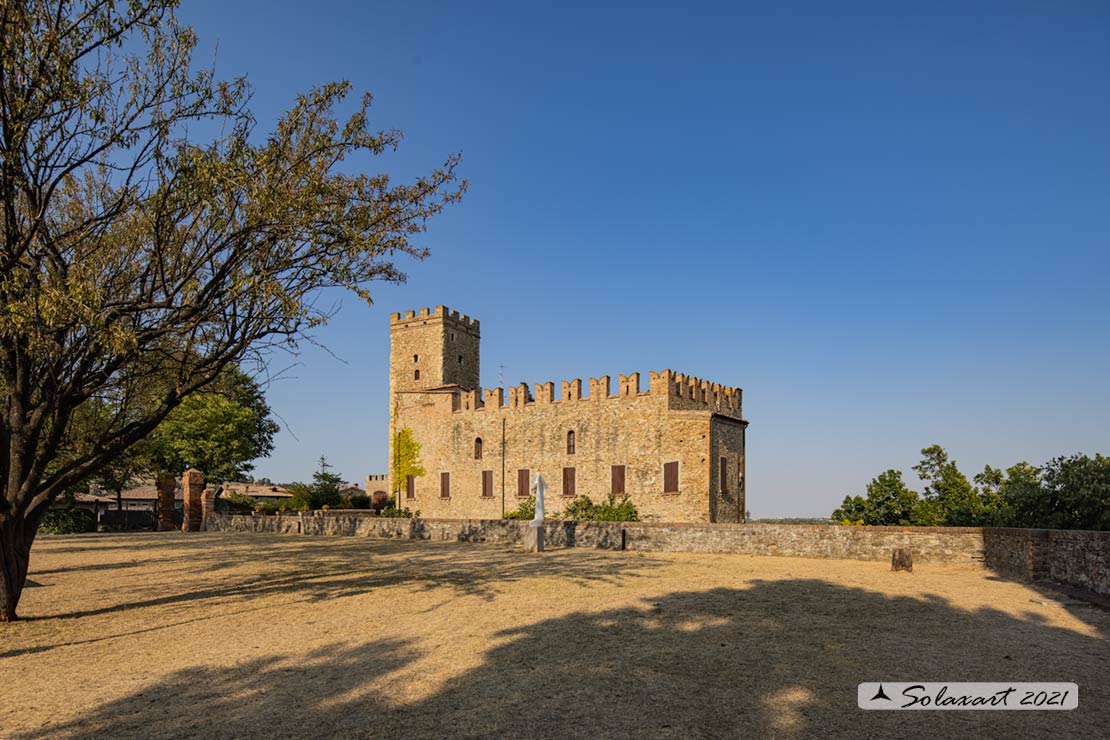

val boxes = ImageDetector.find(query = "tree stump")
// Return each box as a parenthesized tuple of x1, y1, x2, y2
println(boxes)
(892, 548, 913, 572)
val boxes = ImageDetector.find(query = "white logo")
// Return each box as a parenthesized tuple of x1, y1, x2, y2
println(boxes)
(858, 683, 1078, 710)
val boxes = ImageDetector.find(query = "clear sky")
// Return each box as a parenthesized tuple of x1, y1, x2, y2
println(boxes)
(178, 0, 1109, 517)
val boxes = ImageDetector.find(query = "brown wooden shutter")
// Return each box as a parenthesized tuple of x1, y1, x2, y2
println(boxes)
(563, 467, 576, 496)
(405, 475, 415, 499)
(440, 472, 450, 498)
(482, 470, 493, 497)
(611, 465, 625, 495)
(664, 461, 679, 493)
(518, 468, 530, 497)
(720, 457, 728, 493)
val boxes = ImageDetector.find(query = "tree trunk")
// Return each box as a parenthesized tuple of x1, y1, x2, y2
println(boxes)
(0, 510, 43, 622)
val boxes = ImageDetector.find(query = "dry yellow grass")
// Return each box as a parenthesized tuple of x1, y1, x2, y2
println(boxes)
(1, 532, 1108, 739)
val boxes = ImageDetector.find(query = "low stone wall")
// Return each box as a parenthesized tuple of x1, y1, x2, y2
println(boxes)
(204, 513, 1110, 595)
(982, 528, 1110, 595)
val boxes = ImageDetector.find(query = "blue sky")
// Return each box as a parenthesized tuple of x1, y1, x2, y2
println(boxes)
(180, 1, 1109, 516)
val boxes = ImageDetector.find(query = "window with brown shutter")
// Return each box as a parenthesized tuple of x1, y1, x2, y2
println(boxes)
(474, 437, 483, 459)
(611, 465, 625, 495)
(440, 472, 450, 498)
(482, 470, 493, 497)
(720, 457, 728, 493)
(664, 461, 679, 494)
(517, 468, 530, 497)
(405, 475, 415, 499)
(563, 467, 576, 496)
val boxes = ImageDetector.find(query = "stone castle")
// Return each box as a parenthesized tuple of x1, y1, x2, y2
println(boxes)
(373, 305, 748, 523)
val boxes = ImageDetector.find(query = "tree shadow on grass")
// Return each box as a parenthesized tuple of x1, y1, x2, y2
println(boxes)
(28, 579, 1110, 739)
(13, 536, 667, 643)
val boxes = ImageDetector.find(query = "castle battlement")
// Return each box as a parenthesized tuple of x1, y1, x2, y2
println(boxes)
(447, 368, 742, 417)
(389, 305, 480, 332)
(385, 303, 748, 525)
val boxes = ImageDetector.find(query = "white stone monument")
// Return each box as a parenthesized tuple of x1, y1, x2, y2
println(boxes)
(525, 472, 546, 552)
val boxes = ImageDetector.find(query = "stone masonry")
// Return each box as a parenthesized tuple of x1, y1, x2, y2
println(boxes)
(380, 305, 748, 523)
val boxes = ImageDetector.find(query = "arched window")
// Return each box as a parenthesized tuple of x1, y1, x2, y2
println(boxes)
(414, 369, 420, 381)
(567, 430, 576, 455)
(474, 437, 483, 459)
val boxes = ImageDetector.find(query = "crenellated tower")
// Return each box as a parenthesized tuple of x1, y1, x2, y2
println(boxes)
(389, 305, 481, 400)
(381, 302, 746, 522)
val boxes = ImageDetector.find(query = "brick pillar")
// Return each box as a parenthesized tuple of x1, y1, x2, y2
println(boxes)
(155, 472, 177, 531)
(181, 469, 206, 532)
(201, 487, 217, 530)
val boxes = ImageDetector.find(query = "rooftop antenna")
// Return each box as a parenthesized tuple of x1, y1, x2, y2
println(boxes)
(498, 363, 504, 388)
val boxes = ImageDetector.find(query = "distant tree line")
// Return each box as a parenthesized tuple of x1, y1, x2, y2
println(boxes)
(832, 445, 1110, 530)
(224, 455, 417, 517)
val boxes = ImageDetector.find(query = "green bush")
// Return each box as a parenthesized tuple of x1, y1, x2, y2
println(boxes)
(40, 507, 96, 534)
(560, 495, 595, 521)
(503, 495, 536, 520)
(552, 494, 639, 522)
(380, 505, 417, 518)
(254, 500, 292, 515)
(338, 492, 371, 509)
(223, 491, 256, 514)
(375, 493, 416, 518)
(505, 494, 639, 522)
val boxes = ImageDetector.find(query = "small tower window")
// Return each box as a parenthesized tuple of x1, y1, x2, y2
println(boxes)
(413, 354, 419, 363)
(414, 369, 420, 381)
(566, 430, 576, 455)
(474, 437, 483, 460)
(458, 355, 463, 364)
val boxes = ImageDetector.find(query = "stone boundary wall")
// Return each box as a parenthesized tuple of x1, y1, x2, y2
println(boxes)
(205, 513, 1110, 595)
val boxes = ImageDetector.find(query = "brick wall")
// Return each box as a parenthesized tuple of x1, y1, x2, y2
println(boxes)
(206, 513, 1110, 595)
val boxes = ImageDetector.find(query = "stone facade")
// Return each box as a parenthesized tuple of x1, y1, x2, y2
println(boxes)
(381, 305, 748, 523)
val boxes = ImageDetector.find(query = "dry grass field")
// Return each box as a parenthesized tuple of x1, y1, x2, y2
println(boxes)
(1, 532, 1108, 739)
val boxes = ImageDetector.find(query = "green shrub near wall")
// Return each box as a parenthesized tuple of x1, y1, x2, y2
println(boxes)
(504, 494, 640, 522)
(40, 508, 96, 534)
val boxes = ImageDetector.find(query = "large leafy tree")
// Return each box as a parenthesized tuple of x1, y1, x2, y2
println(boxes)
(832, 469, 922, 526)
(912, 445, 982, 526)
(145, 365, 279, 482)
(92, 365, 278, 515)
(993, 455, 1110, 531)
(0, 1, 464, 620)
